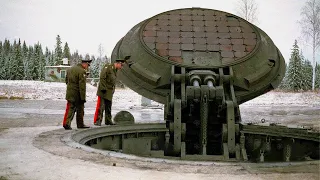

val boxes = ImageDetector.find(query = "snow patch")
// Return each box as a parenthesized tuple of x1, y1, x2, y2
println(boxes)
(1, 80, 319, 106)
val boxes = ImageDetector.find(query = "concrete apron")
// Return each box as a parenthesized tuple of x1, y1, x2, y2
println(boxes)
(1, 126, 319, 180)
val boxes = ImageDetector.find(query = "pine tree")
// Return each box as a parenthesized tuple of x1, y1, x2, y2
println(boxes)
(63, 42, 71, 60)
(13, 39, 24, 80)
(316, 63, 320, 89)
(45, 47, 50, 66)
(0, 41, 4, 79)
(22, 41, 29, 80)
(26, 46, 34, 80)
(277, 63, 288, 90)
(84, 54, 90, 60)
(79, 55, 83, 62)
(30, 44, 39, 80)
(70, 50, 80, 66)
(54, 35, 63, 65)
(30, 43, 45, 80)
(36, 44, 45, 80)
(286, 40, 304, 91)
(7, 40, 17, 80)
(3, 40, 10, 79)
(302, 59, 312, 91)
(50, 51, 55, 66)
(301, 57, 313, 90)
(44, 47, 54, 66)
(89, 55, 100, 78)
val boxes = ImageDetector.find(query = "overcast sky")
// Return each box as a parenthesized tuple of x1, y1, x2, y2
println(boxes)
(0, 0, 318, 63)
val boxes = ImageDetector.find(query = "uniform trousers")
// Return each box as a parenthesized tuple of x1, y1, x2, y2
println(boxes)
(63, 101, 85, 128)
(94, 96, 113, 125)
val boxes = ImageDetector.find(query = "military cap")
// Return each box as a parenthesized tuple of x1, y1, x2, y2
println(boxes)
(115, 56, 131, 63)
(81, 59, 92, 65)
(115, 59, 126, 63)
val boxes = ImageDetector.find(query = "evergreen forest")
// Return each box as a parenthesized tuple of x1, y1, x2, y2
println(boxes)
(0, 35, 108, 81)
(0, 36, 319, 91)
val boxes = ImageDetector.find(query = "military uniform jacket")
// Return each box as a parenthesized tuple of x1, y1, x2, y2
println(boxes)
(65, 64, 87, 102)
(97, 64, 117, 101)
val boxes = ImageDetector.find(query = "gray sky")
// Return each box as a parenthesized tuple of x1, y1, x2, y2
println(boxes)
(0, 0, 317, 63)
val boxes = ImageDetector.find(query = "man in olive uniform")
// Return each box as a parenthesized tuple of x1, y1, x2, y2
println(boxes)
(62, 59, 92, 130)
(93, 59, 125, 126)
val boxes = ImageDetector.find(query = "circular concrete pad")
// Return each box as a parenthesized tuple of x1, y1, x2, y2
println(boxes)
(33, 127, 320, 177)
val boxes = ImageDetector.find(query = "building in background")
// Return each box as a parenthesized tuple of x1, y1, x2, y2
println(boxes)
(44, 58, 70, 82)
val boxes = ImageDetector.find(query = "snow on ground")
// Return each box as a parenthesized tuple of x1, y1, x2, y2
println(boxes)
(0, 80, 139, 102)
(0, 80, 160, 109)
(242, 91, 320, 106)
(0, 80, 320, 106)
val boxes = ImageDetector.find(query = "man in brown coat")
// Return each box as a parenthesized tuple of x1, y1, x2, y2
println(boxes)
(62, 59, 92, 130)
(93, 59, 125, 126)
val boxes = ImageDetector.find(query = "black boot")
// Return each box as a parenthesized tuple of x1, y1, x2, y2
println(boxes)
(105, 121, 115, 125)
(94, 121, 101, 126)
(63, 124, 72, 130)
(78, 125, 90, 129)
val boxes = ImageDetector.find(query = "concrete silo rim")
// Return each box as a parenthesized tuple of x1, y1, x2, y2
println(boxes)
(31, 126, 320, 174)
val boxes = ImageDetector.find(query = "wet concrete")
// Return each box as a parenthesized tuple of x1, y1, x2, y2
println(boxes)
(0, 99, 319, 128)
(0, 100, 164, 128)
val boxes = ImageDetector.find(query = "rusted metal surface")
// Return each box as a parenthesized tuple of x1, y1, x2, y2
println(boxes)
(112, 7, 284, 105)
(142, 9, 257, 66)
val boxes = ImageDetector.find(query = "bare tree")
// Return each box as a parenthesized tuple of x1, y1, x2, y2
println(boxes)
(95, 43, 108, 77)
(235, 0, 259, 24)
(299, 0, 320, 91)
(98, 43, 105, 63)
